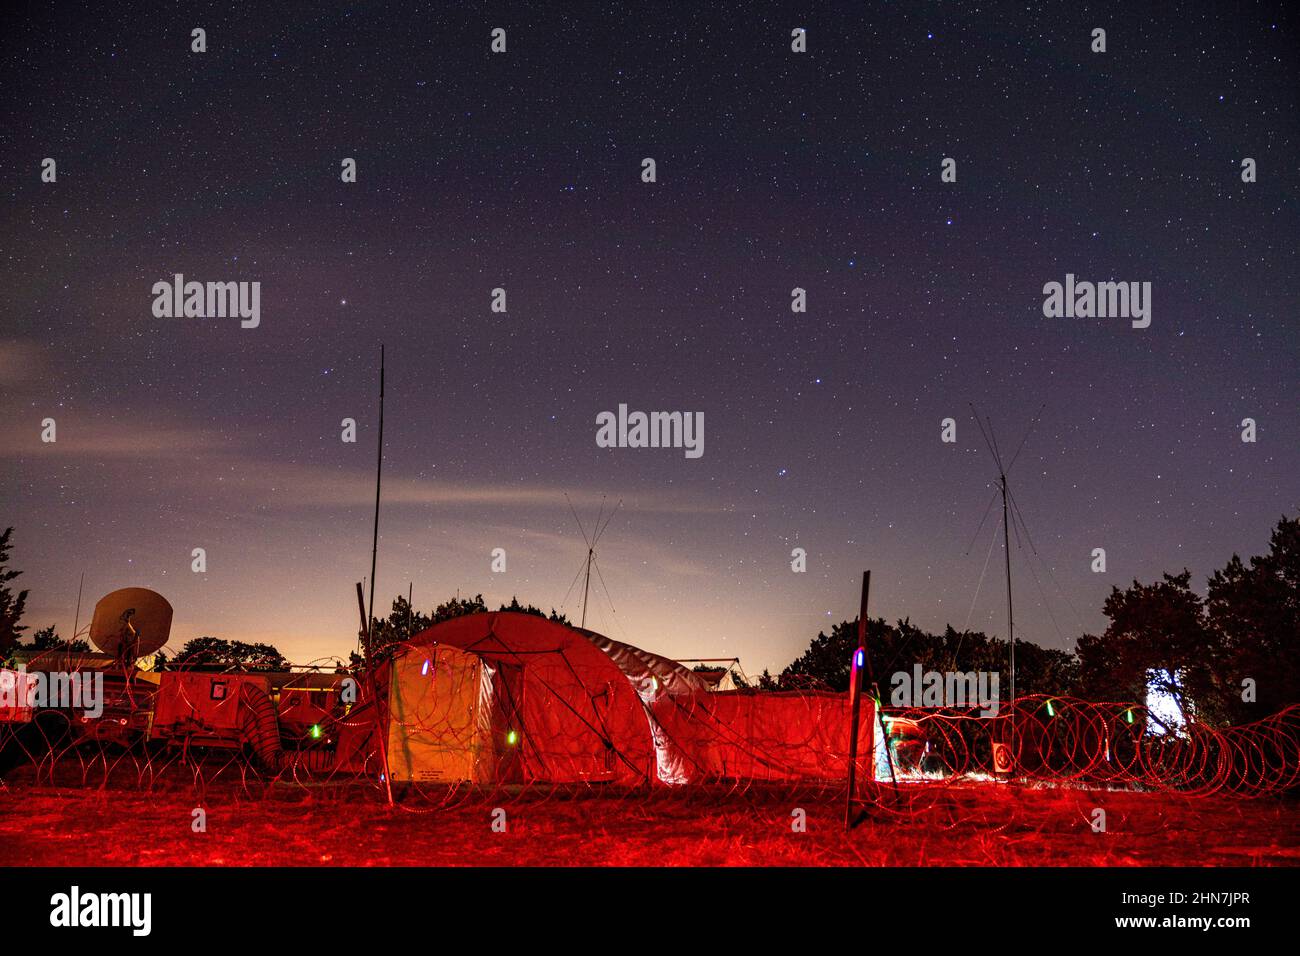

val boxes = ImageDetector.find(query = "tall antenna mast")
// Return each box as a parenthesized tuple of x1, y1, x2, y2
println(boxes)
(580, 546, 594, 629)
(969, 403, 1044, 704)
(365, 345, 385, 660)
(1000, 466, 1015, 702)
(72, 571, 86, 642)
(564, 495, 621, 630)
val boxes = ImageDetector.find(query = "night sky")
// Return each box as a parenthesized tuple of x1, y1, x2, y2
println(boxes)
(2, 3, 1296, 676)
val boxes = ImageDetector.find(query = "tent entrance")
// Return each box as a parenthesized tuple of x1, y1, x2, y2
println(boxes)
(490, 662, 526, 784)
(386, 645, 494, 785)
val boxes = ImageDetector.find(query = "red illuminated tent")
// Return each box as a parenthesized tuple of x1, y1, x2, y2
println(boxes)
(337, 611, 870, 789)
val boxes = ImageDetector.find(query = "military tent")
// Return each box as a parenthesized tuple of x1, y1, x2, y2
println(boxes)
(339, 611, 870, 789)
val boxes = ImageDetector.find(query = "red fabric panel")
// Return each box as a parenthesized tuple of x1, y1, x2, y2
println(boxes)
(651, 690, 873, 783)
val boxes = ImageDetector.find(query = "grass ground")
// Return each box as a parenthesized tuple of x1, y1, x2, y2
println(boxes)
(2, 780, 1298, 866)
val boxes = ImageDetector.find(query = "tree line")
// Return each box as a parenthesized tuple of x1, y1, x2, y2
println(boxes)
(2, 516, 1295, 728)
(768, 515, 1298, 727)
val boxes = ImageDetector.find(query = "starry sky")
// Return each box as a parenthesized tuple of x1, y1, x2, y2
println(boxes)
(2, 2, 1297, 676)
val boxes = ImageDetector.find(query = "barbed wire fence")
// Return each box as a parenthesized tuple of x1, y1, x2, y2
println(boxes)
(3, 640, 1298, 831)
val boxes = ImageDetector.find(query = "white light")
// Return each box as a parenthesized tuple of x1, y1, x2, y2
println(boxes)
(1145, 668, 1188, 737)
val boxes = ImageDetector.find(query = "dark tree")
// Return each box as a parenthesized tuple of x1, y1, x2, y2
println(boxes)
(1073, 516, 1300, 726)
(0, 527, 29, 656)
(432, 592, 488, 624)
(365, 593, 572, 662)
(365, 594, 434, 660)
(173, 637, 289, 672)
(1075, 571, 1220, 727)
(27, 624, 90, 653)
(780, 618, 861, 691)
(497, 595, 570, 625)
(1005, 636, 1079, 699)
(779, 616, 1077, 701)
(1206, 515, 1300, 722)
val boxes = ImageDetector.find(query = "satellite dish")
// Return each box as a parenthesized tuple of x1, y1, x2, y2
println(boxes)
(89, 588, 173, 659)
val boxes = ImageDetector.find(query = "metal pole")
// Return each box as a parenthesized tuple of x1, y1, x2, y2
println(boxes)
(1001, 474, 1014, 702)
(71, 571, 85, 642)
(405, 582, 413, 640)
(1001, 473, 1016, 776)
(845, 571, 869, 828)
(363, 345, 393, 806)
(366, 345, 385, 660)
(580, 548, 593, 629)
(355, 581, 368, 653)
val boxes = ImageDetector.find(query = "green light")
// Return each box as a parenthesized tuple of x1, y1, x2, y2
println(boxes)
(1045, 700, 1055, 717)
(506, 730, 518, 745)
(1125, 709, 1134, 724)
(310, 724, 322, 739)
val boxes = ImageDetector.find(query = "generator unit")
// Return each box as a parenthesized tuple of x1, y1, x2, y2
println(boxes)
(274, 674, 346, 748)
(151, 671, 281, 767)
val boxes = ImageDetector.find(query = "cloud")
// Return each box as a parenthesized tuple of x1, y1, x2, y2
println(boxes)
(0, 417, 225, 459)
(0, 414, 724, 516)
(283, 470, 716, 514)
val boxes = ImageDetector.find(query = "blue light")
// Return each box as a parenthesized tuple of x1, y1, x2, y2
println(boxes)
(854, 649, 865, 668)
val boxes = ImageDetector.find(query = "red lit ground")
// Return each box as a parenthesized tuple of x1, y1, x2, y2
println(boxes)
(2, 782, 1298, 866)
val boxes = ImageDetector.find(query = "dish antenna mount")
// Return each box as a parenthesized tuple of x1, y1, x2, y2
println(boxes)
(89, 587, 173, 662)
